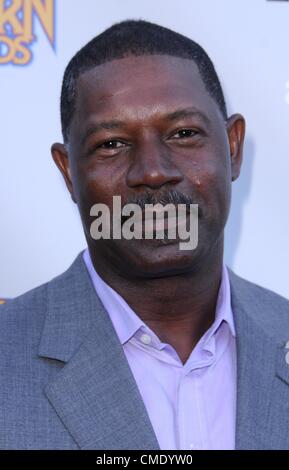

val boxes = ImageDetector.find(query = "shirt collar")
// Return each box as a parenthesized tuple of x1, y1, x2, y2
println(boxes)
(204, 262, 236, 344)
(83, 248, 236, 347)
(83, 249, 144, 345)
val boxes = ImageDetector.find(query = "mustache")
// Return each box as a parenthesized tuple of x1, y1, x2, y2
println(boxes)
(124, 189, 200, 214)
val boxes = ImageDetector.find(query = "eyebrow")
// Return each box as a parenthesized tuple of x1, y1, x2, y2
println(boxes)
(81, 120, 126, 146)
(81, 107, 211, 146)
(165, 107, 211, 127)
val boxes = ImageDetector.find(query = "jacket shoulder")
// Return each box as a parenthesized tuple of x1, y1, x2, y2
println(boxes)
(228, 268, 289, 339)
(0, 252, 86, 329)
(0, 282, 48, 328)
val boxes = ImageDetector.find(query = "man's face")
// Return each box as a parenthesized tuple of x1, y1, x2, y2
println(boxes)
(52, 55, 245, 279)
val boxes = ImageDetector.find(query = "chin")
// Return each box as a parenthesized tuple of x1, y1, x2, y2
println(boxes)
(123, 241, 199, 279)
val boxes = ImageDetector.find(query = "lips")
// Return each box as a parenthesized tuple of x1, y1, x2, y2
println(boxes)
(127, 210, 189, 237)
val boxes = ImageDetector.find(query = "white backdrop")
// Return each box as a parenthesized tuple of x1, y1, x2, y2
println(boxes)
(1, 0, 288, 299)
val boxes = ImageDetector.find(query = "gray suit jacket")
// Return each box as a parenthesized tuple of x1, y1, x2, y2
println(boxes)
(0, 252, 289, 450)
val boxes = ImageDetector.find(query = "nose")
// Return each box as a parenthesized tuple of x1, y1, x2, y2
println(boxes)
(126, 138, 183, 189)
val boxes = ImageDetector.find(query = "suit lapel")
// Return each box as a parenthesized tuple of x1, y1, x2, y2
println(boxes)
(229, 270, 289, 449)
(39, 255, 289, 450)
(39, 252, 160, 450)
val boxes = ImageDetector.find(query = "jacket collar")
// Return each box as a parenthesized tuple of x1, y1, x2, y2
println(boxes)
(229, 269, 289, 449)
(39, 252, 160, 450)
(39, 254, 289, 449)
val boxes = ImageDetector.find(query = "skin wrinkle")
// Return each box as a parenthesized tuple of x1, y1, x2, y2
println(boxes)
(52, 54, 245, 364)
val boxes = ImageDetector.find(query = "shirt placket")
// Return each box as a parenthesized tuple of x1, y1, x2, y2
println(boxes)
(177, 369, 205, 451)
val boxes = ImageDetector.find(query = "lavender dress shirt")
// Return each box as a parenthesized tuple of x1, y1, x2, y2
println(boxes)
(83, 249, 237, 450)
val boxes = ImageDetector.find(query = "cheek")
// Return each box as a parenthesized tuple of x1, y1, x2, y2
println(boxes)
(70, 162, 128, 238)
(73, 156, 128, 204)
(187, 155, 231, 222)
(71, 162, 113, 207)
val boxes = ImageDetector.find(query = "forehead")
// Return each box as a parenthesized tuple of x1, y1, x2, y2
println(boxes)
(73, 55, 221, 130)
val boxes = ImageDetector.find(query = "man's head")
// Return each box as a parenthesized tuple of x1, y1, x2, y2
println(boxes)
(52, 19, 245, 279)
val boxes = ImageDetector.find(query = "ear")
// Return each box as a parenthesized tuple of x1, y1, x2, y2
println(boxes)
(226, 114, 246, 182)
(51, 143, 77, 203)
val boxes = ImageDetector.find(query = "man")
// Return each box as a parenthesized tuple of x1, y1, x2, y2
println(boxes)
(1, 19, 289, 450)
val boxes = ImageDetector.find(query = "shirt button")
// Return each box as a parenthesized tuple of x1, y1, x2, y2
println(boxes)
(189, 443, 195, 450)
(140, 334, 152, 345)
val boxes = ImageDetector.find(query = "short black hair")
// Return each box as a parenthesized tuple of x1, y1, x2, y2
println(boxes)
(61, 19, 227, 143)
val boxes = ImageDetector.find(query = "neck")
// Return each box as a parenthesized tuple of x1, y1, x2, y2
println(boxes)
(88, 238, 224, 364)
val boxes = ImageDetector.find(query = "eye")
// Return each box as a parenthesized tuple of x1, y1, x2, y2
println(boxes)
(170, 129, 199, 139)
(98, 140, 126, 149)
(85, 139, 130, 158)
